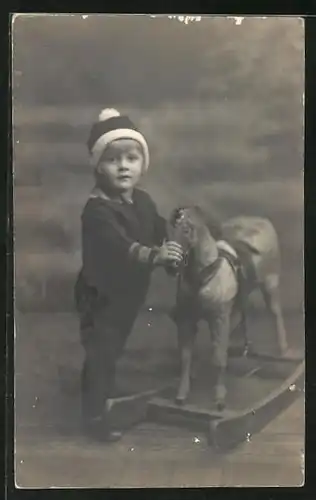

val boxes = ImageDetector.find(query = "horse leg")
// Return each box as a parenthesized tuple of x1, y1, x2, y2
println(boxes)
(175, 320, 197, 405)
(207, 305, 232, 410)
(260, 275, 288, 356)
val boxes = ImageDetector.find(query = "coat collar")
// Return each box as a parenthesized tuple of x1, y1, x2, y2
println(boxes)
(89, 186, 134, 205)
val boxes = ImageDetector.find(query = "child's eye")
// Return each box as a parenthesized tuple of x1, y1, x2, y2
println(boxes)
(127, 155, 138, 162)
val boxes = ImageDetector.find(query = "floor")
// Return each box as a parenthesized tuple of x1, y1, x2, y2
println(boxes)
(15, 397, 304, 488)
(14, 311, 305, 488)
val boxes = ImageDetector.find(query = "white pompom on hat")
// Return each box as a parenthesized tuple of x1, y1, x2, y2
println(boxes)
(87, 108, 150, 171)
(98, 108, 121, 121)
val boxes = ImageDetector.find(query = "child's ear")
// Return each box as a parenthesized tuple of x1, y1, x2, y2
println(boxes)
(94, 165, 101, 178)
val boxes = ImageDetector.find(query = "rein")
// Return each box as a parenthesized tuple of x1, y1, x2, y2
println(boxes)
(178, 243, 251, 354)
(171, 208, 251, 355)
(177, 247, 224, 289)
(171, 212, 227, 288)
(193, 257, 223, 288)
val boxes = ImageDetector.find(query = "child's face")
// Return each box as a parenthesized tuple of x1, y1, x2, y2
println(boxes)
(96, 139, 143, 193)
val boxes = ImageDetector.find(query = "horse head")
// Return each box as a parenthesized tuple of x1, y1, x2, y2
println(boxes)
(168, 206, 206, 252)
(169, 205, 222, 248)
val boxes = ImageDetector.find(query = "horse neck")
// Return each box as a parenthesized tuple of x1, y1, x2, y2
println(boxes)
(192, 225, 218, 272)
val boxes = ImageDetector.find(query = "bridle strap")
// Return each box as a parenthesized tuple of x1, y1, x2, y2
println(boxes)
(196, 258, 223, 288)
(180, 246, 240, 289)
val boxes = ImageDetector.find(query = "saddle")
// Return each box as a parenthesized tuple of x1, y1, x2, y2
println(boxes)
(171, 239, 248, 320)
(216, 240, 244, 280)
(217, 239, 257, 284)
(195, 240, 247, 289)
(216, 240, 256, 348)
(196, 240, 251, 333)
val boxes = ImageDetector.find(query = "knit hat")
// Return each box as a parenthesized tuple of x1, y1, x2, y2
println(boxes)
(87, 108, 150, 171)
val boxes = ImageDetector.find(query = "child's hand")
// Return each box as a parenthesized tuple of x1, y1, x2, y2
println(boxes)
(153, 240, 184, 267)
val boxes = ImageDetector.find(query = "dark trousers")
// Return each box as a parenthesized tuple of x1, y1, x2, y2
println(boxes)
(79, 298, 141, 422)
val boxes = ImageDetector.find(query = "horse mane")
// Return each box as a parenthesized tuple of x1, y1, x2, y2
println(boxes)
(192, 205, 223, 241)
(170, 205, 223, 241)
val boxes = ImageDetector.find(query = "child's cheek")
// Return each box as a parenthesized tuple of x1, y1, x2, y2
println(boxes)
(139, 159, 145, 174)
(97, 162, 111, 176)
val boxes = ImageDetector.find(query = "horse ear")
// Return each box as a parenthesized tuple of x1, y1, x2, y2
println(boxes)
(170, 207, 181, 226)
(205, 214, 223, 240)
(193, 205, 223, 239)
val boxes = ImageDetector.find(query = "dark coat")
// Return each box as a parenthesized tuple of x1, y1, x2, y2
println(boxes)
(75, 188, 166, 314)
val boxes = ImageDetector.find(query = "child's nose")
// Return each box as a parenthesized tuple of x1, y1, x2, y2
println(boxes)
(118, 158, 129, 170)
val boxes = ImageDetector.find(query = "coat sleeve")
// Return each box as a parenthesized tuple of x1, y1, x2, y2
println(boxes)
(82, 201, 157, 296)
(82, 204, 130, 293)
(154, 212, 167, 246)
(143, 193, 167, 245)
(150, 202, 178, 277)
(134, 189, 167, 246)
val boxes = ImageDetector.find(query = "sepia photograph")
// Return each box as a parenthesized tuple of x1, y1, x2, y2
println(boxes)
(12, 14, 304, 488)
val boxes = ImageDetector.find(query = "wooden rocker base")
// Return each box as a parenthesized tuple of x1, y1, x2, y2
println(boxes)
(146, 355, 304, 451)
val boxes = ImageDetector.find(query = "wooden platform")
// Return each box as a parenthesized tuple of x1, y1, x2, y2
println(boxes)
(104, 348, 304, 449)
(106, 385, 170, 431)
(146, 351, 305, 451)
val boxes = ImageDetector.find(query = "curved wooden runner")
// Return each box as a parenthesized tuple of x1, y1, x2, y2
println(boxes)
(106, 385, 172, 431)
(208, 360, 304, 450)
(146, 355, 304, 450)
(105, 340, 304, 449)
